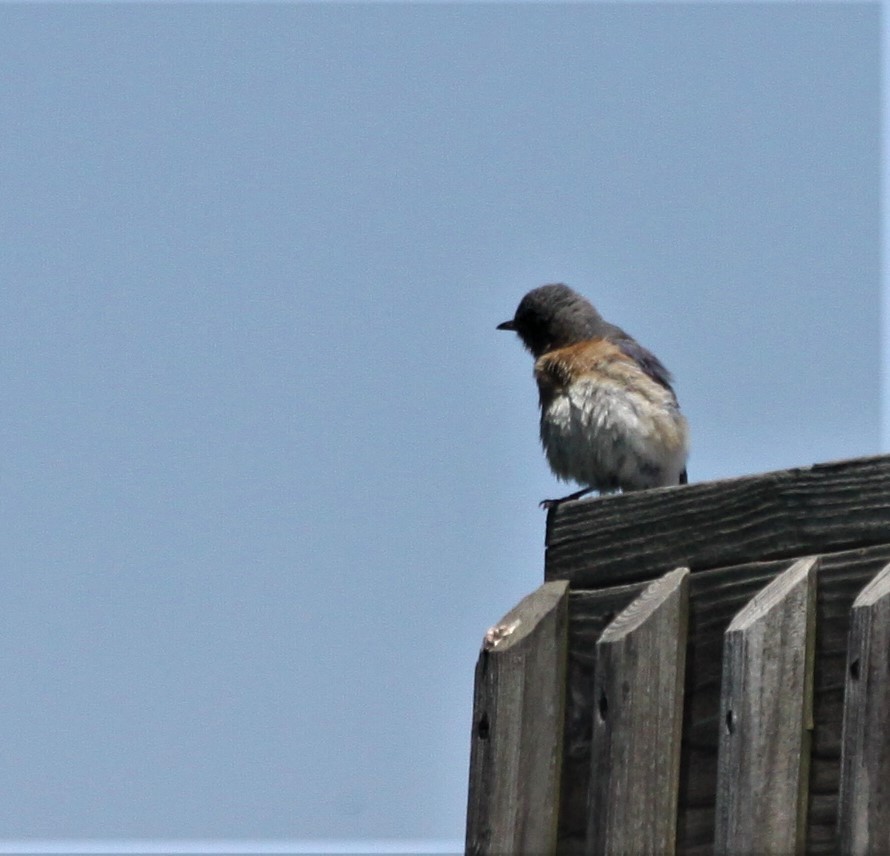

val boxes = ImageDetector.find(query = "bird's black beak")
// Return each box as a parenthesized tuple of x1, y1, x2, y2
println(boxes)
(496, 320, 516, 331)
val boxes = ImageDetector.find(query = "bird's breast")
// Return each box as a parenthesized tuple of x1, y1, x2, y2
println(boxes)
(534, 340, 689, 490)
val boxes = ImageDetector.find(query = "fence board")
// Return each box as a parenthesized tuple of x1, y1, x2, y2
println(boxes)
(714, 557, 818, 855)
(465, 580, 570, 856)
(555, 542, 890, 855)
(469, 455, 890, 855)
(556, 583, 645, 855)
(837, 563, 890, 855)
(588, 568, 690, 855)
(544, 454, 890, 587)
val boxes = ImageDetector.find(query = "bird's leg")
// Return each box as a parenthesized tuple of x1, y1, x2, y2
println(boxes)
(539, 486, 596, 509)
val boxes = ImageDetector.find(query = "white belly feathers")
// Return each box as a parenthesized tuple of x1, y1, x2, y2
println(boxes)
(539, 372, 688, 492)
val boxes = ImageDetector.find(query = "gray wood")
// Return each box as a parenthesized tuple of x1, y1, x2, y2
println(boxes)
(714, 556, 818, 855)
(588, 568, 690, 855)
(544, 454, 890, 587)
(466, 580, 570, 856)
(837, 562, 890, 855)
(556, 543, 890, 855)
(556, 583, 645, 856)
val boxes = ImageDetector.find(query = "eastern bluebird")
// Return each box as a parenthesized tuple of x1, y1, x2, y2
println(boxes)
(498, 283, 689, 506)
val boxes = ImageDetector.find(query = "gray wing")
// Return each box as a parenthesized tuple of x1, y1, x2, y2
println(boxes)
(612, 333, 676, 395)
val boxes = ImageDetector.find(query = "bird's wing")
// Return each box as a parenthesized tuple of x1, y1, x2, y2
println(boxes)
(612, 334, 676, 395)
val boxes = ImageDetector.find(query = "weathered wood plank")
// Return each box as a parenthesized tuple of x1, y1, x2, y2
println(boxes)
(556, 583, 645, 855)
(562, 559, 790, 856)
(560, 552, 889, 855)
(713, 557, 818, 855)
(677, 561, 787, 855)
(557, 543, 890, 855)
(466, 580, 570, 856)
(588, 568, 690, 855)
(687, 548, 887, 856)
(837, 563, 890, 855)
(544, 454, 890, 587)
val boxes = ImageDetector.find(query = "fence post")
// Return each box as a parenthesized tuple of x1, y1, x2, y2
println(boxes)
(465, 580, 569, 856)
(837, 562, 890, 855)
(714, 556, 818, 855)
(587, 567, 690, 856)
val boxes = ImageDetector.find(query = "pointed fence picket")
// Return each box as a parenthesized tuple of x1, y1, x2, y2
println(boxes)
(466, 455, 890, 855)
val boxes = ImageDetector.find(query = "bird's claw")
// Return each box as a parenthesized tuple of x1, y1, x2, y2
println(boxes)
(539, 487, 596, 509)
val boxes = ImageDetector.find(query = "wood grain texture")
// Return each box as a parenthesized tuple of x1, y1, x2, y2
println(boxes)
(713, 557, 818, 855)
(556, 583, 645, 855)
(588, 568, 690, 856)
(556, 543, 890, 855)
(837, 563, 890, 855)
(544, 454, 890, 587)
(466, 580, 570, 856)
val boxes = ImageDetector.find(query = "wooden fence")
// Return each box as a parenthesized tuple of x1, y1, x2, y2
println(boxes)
(466, 454, 890, 855)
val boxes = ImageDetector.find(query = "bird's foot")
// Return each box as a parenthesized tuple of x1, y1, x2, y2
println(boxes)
(539, 487, 596, 509)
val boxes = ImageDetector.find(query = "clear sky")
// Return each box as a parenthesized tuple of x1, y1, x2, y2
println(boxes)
(0, 2, 881, 850)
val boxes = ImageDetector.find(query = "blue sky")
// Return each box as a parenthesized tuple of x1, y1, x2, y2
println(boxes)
(0, 3, 881, 850)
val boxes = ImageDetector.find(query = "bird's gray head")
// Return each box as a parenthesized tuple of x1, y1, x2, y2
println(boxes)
(497, 283, 607, 357)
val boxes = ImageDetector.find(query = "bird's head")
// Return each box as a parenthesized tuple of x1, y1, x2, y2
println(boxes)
(497, 283, 606, 357)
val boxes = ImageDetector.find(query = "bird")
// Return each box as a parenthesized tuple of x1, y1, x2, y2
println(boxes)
(497, 283, 689, 506)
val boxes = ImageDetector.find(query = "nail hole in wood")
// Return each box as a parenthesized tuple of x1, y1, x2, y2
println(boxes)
(477, 713, 490, 740)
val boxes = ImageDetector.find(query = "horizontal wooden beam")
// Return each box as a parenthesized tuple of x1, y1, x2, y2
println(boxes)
(545, 454, 890, 588)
